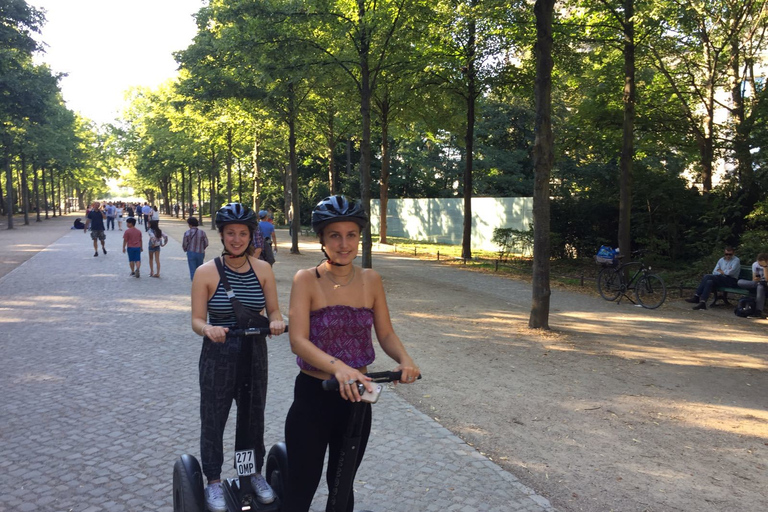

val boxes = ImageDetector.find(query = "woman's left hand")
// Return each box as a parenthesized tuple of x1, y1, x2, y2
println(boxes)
(269, 319, 286, 337)
(394, 359, 420, 385)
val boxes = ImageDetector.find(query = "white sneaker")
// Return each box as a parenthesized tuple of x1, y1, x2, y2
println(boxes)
(205, 482, 226, 512)
(251, 473, 275, 504)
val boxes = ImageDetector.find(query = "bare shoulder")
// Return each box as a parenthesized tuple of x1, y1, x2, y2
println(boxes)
(360, 267, 383, 284)
(250, 257, 271, 273)
(293, 267, 318, 285)
(196, 259, 219, 279)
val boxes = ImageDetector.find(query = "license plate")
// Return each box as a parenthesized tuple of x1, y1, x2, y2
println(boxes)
(235, 449, 256, 476)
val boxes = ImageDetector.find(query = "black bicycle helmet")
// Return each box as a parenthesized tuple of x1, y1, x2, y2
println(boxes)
(215, 202, 257, 231)
(311, 195, 368, 234)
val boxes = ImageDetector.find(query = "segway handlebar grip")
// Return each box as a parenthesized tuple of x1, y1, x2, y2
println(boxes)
(226, 325, 289, 338)
(321, 371, 422, 391)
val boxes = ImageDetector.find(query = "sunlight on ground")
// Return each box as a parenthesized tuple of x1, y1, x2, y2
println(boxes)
(6, 244, 46, 251)
(13, 373, 66, 384)
(615, 396, 768, 439)
(405, 308, 768, 371)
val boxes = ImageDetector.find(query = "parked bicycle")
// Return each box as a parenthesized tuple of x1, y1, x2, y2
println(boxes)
(597, 250, 667, 309)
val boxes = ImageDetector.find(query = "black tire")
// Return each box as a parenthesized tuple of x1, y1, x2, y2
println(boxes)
(597, 267, 622, 301)
(265, 442, 289, 501)
(173, 454, 205, 512)
(635, 274, 667, 309)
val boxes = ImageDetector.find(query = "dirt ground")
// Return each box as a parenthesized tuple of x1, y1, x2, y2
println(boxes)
(4, 214, 767, 512)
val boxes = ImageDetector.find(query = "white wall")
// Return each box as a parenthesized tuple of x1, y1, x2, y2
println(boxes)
(370, 197, 533, 252)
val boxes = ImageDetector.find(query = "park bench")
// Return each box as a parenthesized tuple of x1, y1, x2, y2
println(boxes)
(710, 265, 755, 306)
(300, 226, 314, 237)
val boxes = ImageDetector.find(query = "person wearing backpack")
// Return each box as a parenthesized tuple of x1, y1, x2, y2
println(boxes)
(737, 253, 768, 318)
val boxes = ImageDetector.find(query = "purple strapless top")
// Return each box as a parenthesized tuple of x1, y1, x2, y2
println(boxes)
(297, 305, 375, 371)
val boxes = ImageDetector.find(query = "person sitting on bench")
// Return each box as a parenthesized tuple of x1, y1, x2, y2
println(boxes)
(737, 253, 767, 319)
(685, 246, 741, 310)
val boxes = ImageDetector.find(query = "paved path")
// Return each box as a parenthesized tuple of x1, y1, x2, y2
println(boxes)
(0, 217, 553, 512)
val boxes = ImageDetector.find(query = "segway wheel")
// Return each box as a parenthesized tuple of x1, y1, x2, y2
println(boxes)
(173, 454, 206, 512)
(265, 442, 289, 501)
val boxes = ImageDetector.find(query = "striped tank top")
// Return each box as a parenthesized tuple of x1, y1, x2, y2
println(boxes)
(207, 260, 266, 326)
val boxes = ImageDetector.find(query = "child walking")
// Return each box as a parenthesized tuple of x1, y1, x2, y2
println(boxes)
(122, 218, 143, 278)
(147, 220, 169, 278)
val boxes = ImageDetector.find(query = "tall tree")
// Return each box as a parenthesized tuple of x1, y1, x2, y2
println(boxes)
(529, 0, 554, 329)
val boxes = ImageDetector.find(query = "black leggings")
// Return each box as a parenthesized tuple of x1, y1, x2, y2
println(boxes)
(283, 372, 372, 512)
(199, 336, 268, 482)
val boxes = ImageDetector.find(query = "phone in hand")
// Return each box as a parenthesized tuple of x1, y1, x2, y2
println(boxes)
(359, 383, 383, 404)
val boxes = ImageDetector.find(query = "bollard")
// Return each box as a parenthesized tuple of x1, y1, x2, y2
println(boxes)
(580, 273, 584, 286)
(414, 247, 417, 256)
(679, 281, 683, 298)
(495, 260, 499, 271)
(437, 251, 440, 261)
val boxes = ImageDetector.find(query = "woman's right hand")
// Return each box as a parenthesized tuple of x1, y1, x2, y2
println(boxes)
(203, 325, 229, 343)
(335, 369, 372, 402)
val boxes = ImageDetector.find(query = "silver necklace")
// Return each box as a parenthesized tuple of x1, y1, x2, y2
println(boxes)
(326, 266, 355, 289)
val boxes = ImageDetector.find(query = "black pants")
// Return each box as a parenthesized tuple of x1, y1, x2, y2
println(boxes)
(283, 372, 372, 512)
(199, 335, 268, 482)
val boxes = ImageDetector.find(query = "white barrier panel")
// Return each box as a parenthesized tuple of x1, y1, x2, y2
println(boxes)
(370, 197, 533, 252)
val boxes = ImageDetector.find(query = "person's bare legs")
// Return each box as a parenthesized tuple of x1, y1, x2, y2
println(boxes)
(149, 252, 155, 276)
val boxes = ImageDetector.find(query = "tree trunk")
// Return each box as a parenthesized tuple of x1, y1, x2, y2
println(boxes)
(21, 152, 29, 225)
(252, 136, 261, 211)
(358, 0, 373, 268)
(346, 138, 353, 177)
(4, 145, 13, 229)
(42, 166, 48, 219)
(325, 106, 339, 196)
(57, 176, 62, 216)
(49, 168, 56, 218)
(210, 147, 217, 230)
(288, 85, 301, 254)
(618, 0, 635, 261)
(226, 126, 233, 203)
(462, 11, 477, 261)
(529, 0, 555, 330)
(33, 164, 40, 222)
(379, 103, 391, 245)
(730, 38, 757, 214)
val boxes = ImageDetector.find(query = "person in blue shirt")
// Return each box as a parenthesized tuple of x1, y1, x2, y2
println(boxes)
(685, 247, 741, 310)
(258, 210, 276, 265)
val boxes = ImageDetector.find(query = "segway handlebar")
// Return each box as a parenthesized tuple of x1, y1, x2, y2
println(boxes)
(226, 325, 289, 338)
(321, 371, 422, 391)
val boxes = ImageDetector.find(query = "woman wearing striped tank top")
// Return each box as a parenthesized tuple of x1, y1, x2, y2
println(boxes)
(283, 195, 420, 512)
(191, 203, 285, 512)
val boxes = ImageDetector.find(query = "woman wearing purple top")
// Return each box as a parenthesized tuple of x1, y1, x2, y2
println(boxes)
(284, 195, 420, 512)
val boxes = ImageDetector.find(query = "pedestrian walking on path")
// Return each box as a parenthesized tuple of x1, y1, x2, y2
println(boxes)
(84, 201, 107, 257)
(122, 217, 143, 277)
(190, 203, 285, 512)
(182, 216, 209, 280)
(147, 220, 168, 278)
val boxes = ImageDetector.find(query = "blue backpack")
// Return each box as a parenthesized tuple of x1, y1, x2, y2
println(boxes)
(595, 245, 616, 265)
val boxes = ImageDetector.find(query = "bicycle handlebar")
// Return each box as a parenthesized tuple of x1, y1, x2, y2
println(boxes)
(226, 325, 289, 338)
(322, 371, 422, 391)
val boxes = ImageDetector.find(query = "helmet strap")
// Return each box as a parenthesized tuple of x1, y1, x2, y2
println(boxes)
(321, 247, 351, 266)
(221, 238, 252, 259)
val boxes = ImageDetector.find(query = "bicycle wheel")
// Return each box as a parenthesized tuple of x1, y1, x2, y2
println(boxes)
(597, 267, 622, 301)
(635, 274, 667, 309)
